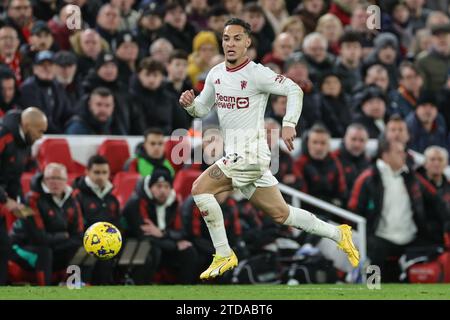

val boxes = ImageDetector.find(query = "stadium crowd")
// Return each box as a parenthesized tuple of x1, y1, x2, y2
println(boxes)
(1, 0, 450, 285)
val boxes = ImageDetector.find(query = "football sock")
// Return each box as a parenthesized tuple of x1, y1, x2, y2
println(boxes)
(193, 193, 232, 257)
(283, 205, 341, 243)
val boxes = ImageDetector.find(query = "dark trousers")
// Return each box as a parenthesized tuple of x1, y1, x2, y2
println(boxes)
(0, 218, 9, 285)
(82, 260, 115, 285)
(368, 236, 428, 282)
(132, 244, 199, 285)
(11, 244, 78, 285)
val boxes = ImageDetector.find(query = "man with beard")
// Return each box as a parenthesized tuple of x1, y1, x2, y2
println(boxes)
(65, 87, 121, 135)
(81, 52, 130, 135)
(0, 107, 48, 285)
(53, 51, 80, 109)
(332, 123, 370, 195)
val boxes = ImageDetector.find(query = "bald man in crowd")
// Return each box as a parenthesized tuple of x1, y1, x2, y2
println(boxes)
(261, 32, 296, 71)
(0, 107, 47, 285)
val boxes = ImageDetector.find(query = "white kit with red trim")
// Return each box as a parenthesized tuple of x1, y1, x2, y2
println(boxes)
(184, 58, 304, 165)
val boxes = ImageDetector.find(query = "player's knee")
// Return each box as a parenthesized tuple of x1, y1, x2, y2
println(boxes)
(267, 204, 290, 224)
(191, 178, 203, 195)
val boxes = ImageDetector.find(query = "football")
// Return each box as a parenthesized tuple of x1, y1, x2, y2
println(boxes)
(83, 222, 122, 260)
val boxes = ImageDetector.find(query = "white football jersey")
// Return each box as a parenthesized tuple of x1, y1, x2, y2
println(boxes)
(185, 58, 303, 165)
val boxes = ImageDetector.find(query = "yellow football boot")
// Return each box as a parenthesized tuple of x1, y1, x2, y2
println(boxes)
(337, 224, 360, 268)
(200, 251, 238, 280)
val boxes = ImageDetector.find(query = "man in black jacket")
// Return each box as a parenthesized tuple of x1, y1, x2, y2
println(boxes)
(65, 87, 122, 135)
(348, 139, 450, 281)
(73, 155, 120, 285)
(129, 57, 190, 135)
(352, 85, 388, 138)
(115, 31, 139, 87)
(293, 124, 348, 211)
(156, 1, 197, 52)
(81, 52, 130, 134)
(332, 123, 370, 194)
(19, 50, 74, 133)
(0, 66, 21, 117)
(10, 163, 83, 286)
(164, 50, 194, 102)
(0, 107, 47, 285)
(417, 146, 450, 206)
(123, 168, 198, 284)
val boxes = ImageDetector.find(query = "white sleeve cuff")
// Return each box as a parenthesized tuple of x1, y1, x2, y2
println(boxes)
(282, 121, 296, 128)
(184, 104, 196, 116)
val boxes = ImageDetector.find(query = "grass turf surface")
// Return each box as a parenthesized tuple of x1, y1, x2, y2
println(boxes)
(0, 284, 449, 300)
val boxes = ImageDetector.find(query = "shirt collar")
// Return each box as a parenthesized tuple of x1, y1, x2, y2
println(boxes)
(376, 159, 409, 176)
(85, 176, 113, 199)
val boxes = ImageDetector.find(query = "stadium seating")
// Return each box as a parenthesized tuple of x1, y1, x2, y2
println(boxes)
(37, 138, 85, 175)
(97, 139, 130, 179)
(112, 172, 140, 208)
(173, 169, 202, 201)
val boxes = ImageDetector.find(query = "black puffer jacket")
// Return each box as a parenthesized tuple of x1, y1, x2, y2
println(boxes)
(129, 75, 189, 135)
(10, 173, 83, 251)
(72, 176, 121, 229)
(64, 94, 126, 135)
(122, 176, 184, 251)
(332, 142, 371, 194)
(0, 110, 32, 204)
(19, 76, 74, 134)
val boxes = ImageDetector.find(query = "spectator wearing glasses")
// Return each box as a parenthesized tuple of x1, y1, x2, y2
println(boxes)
(10, 163, 83, 286)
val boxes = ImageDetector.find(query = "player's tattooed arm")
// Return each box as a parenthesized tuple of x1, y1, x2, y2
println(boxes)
(209, 166, 224, 180)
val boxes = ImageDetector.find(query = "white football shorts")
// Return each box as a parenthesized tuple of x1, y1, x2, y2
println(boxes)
(215, 152, 278, 199)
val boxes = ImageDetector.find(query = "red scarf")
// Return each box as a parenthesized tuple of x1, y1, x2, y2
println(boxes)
(398, 85, 417, 107)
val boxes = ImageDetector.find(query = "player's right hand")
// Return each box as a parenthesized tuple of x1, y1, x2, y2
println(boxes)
(179, 89, 195, 108)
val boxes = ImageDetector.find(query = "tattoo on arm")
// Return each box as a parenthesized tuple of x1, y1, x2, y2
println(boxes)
(209, 166, 224, 180)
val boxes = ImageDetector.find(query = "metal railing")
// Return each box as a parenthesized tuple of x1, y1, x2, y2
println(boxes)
(278, 183, 367, 280)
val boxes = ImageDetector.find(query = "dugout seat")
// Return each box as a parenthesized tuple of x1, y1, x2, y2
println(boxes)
(37, 138, 85, 175)
(97, 139, 130, 178)
(173, 169, 202, 201)
(112, 172, 140, 208)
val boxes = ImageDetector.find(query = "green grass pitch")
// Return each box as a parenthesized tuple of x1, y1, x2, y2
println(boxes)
(0, 284, 449, 300)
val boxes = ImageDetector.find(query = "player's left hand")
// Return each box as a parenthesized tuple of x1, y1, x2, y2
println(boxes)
(282, 126, 296, 151)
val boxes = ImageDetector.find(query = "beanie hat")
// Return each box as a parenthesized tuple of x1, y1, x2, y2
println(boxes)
(193, 31, 219, 53)
(148, 168, 173, 187)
